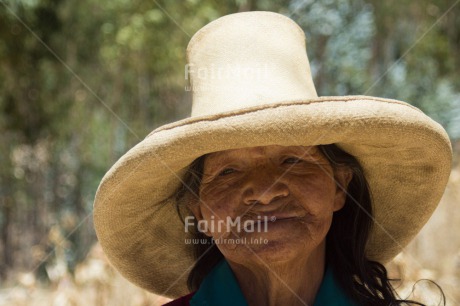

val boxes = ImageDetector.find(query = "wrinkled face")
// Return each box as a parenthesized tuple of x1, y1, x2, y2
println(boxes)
(189, 145, 352, 264)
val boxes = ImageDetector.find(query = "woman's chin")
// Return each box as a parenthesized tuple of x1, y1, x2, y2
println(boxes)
(218, 231, 319, 263)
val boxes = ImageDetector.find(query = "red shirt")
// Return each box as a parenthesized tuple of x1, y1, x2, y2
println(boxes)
(163, 292, 195, 306)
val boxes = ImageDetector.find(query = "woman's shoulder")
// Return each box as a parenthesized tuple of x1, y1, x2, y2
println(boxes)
(163, 292, 196, 306)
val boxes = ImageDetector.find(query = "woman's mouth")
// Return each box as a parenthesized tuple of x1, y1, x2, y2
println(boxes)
(241, 215, 305, 232)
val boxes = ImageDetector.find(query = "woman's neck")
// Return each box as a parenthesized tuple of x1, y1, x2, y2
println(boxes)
(227, 242, 326, 306)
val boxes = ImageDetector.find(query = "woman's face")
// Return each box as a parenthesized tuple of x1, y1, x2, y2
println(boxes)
(189, 145, 352, 264)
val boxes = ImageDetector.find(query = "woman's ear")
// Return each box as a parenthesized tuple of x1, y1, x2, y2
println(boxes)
(333, 166, 353, 212)
(187, 200, 203, 221)
(186, 196, 212, 237)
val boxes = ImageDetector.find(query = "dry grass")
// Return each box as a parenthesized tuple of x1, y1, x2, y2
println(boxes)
(0, 244, 172, 306)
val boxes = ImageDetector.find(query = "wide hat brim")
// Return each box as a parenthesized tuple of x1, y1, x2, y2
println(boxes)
(93, 95, 452, 298)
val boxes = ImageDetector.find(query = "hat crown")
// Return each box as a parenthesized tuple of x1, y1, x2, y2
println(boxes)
(186, 11, 318, 117)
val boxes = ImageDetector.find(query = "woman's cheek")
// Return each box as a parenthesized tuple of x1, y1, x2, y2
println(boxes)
(200, 195, 241, 238)
(201, 176, 238, 199)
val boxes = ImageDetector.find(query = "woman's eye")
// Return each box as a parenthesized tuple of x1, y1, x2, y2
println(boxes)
(283, 157, 303, 164)
(219, 168, 235, 176)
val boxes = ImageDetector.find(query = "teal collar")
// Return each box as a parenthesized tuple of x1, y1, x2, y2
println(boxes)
(190, 259, 357, 306)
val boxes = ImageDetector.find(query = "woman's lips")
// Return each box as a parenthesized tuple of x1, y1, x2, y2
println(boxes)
(241, 214, 306, 230)
(241, 212, 307, 222)
(258, 213, 306, 220)
(272, 216, 300, 221)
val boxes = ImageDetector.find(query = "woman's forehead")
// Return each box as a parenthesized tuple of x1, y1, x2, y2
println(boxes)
(204, 145, 322, 163)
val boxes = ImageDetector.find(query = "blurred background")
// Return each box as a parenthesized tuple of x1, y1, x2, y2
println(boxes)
(0, 0, 459, 305)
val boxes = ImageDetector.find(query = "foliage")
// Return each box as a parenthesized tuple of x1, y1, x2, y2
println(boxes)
(0, 0, 459, 296)
(290, 0, 460, 137)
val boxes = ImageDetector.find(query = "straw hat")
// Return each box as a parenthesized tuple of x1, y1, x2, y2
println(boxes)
(93, 11, 452, 298)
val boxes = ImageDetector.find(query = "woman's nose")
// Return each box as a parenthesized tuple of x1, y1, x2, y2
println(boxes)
(242, 170, 289, 205)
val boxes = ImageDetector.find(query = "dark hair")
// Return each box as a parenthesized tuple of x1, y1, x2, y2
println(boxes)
(175, 144, 445, 306)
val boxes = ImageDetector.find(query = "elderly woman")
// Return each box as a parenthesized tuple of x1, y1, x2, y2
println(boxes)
(94, 12, 451, 306)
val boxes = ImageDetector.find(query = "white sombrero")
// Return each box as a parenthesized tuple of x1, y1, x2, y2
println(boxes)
(93, 11, 452, 298)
